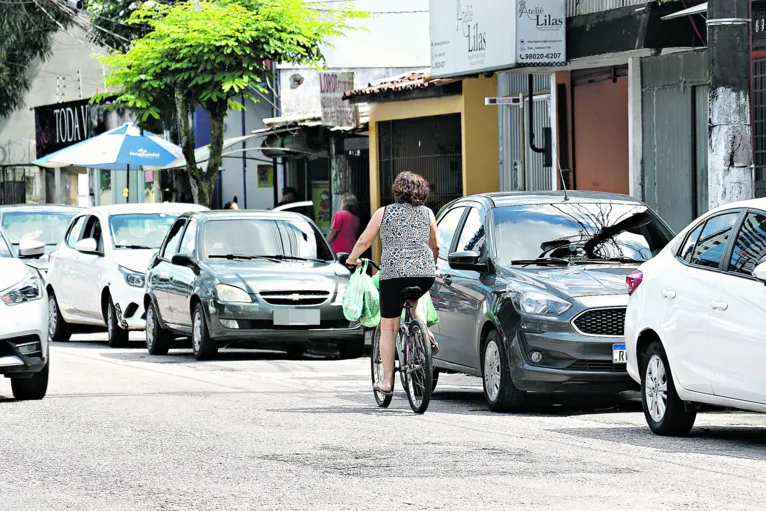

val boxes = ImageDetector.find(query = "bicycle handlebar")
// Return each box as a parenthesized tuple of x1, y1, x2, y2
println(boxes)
(358, 258, 380, 271)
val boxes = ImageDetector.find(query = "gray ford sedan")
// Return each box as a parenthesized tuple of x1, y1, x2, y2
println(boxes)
(143, 210, 363, 360)
(431, 191, 674, 412)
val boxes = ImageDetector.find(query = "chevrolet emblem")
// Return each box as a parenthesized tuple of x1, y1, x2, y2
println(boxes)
(291, 293, 300, 301)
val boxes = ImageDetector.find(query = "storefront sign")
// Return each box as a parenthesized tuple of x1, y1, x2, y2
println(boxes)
(257, 165, 273, 188)
(34, 98, 100, 159)
(430, 0, 566, 79)
(311, 181, 332, 233)
(319, 72, 356, 128)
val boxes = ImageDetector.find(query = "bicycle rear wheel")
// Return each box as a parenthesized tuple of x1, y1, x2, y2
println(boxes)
(371, 325, 393, 407)
(403, 319, 433, 414)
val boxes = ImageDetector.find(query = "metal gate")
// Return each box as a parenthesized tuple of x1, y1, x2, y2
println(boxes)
(0, 166, 27, 205)
(498, 73, 552, 192)
(641, 50, 709, 232)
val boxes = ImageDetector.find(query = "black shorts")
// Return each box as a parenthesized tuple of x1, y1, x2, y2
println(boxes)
(378, 277, 436, 319)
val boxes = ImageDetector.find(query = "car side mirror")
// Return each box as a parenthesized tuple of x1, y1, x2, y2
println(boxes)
(753, 262, 766, 284)
(17, 239, 46, 259)
(448, 250, 486, 272)
(171, 253, 197, 269)
(74, 238, 99, 255)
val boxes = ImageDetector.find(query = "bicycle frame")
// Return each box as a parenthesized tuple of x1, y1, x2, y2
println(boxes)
(396, 299, 417, 375)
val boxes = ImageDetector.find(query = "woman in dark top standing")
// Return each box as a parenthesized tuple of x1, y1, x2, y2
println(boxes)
(347, 171, 439, 395)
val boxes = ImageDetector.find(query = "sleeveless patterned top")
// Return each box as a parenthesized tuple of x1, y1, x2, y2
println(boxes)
(379, 203, 436, 280)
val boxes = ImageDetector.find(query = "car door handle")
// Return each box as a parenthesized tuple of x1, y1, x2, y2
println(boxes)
(710, 300, 729, 311)
(660, 289, 676, 299)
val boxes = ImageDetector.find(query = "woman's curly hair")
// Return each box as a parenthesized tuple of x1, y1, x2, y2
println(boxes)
(392, 171, 430, 206)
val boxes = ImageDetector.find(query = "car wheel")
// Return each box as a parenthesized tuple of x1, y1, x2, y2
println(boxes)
(642, 341, 696, 436)
(481, 330, 525, 412)
(11, 361, 49, 401)
(285, 344, 308, 357)
(48, 292, 71, 343)
(107, 296, 130, 348)
(338, 338, 365, 359)
(192, 303, 217, 361)
(145, 301, 171, 356)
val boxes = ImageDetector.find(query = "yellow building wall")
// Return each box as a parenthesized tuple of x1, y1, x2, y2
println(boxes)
(366, 75, 499, 260)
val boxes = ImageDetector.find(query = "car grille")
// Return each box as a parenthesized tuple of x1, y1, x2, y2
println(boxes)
(236, 319, 352, 330)
(572, 307, 626, 337)
(259, 291, 330, 306)
(567, 360, 627, 372)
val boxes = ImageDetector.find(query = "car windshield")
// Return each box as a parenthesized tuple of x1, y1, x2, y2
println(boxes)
(110, 213, 179, 249)
(1, 210, 77, 245)
(201, 218, 333, 262)
(493, 202, 673, 264)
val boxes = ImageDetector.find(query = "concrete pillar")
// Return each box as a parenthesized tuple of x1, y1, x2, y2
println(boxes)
(628, 57, 643, 201)
(708, 0, 753, 209)
(54, 167, 62, 204)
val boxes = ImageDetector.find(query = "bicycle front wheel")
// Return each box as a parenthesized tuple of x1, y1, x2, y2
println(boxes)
(403, 319, 433, 414)
(371, 325, 393, 407)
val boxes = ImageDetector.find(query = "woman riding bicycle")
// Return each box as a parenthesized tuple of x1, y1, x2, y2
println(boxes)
(346, 171, 439, 396)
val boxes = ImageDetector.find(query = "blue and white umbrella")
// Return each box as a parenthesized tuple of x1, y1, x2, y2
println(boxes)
(33, 123, 182, 171)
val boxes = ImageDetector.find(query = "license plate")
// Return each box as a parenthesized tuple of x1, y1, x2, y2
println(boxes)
(273, 309, 320, 326)
(612, 343, 627, 364)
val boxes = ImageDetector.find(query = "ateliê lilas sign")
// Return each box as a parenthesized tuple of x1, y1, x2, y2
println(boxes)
(319, 72, 356, 128)
(429, 0, 566, 79)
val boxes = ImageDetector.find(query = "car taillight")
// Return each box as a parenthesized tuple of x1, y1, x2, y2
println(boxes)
(626, 270, 643, 296)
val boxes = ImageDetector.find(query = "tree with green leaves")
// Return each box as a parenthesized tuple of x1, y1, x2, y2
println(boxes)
(0, 1, 74, 118)
(97, 0, 365, 207)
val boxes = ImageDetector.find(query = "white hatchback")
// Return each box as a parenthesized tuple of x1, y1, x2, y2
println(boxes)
(47, 203, 208, 347)
(625, 198, 766, 436)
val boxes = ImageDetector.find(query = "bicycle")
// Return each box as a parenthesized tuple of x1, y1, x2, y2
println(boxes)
(365, 260, 433, 414)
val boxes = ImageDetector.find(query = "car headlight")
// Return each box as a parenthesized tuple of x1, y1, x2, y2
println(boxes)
(0, 268, 44, 306)
(118, 266, 145, 288)
(505, 283, 571, 317)
(215, 284, 252, 303)
(332, 281, 348, 305)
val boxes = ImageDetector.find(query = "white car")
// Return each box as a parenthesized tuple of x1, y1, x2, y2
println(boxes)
(0, 242, 49, 400)
(47, 203, 208, 347)
(625, 198, 766, 436)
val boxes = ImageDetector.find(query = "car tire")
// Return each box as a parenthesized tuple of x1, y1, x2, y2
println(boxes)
(641, 341, 696, 436)
(286, 344, 308, 357)
(481, 330, 525, 412)
(338, 338, 365, 359)
(11, 361, 49, 401)
(107, 296, 130, 348)
(145, 301, 171, 356)
(192, 303, 217, 361)
(48, 292, 71, 343)
(432, 369, 440, 393)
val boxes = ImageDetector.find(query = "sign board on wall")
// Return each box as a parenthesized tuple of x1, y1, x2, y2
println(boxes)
(319, 72, 356, 128)
(429, 0, 566, 79)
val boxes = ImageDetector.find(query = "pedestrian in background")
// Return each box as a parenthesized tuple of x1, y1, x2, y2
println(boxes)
(231, 196, 240, 210)
(328, 193, 360, 254)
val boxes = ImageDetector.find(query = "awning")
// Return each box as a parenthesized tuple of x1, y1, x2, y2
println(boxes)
(661, 2, 707, 21)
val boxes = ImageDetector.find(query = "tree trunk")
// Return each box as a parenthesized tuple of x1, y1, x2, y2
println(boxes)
(200, 102, 227, 209)
(175, 85, 204, 205)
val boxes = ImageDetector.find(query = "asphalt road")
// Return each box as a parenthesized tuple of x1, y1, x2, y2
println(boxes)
(2, 333, 766, 510)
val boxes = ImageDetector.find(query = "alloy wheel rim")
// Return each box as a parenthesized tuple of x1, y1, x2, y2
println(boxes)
(646, 354, 668, 423)
(146, 307, 155, 348)
(484, 341, 501, 402)
(193, 311, 202, 352)
(48, 297, 57, 337)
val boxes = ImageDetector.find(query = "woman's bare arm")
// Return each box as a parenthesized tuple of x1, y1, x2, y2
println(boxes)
(347, 207, 384, 264)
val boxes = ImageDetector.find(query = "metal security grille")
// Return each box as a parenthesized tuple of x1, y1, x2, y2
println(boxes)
(572, 308, 626, 337)
(378, 114, 463, 213)
(0, 166, 27, 205)
(753, 57, 766, 198)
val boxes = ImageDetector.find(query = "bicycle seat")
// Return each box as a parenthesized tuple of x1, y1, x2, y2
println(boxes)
(400, 286, 424, 301)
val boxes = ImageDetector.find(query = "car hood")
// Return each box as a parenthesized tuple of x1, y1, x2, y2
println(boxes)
(111, 249, 159, 274)
(0, 258, 31, 290)
(204, 260, 346, 293)
(502, 264, 637, 298)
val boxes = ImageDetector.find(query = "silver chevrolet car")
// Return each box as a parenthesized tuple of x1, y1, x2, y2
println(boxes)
(430, 191, 674, 412)
(143, 210, 364, 360)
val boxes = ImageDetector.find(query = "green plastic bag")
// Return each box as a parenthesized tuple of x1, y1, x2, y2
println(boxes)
(371, 272, 439, 327)
(359, 269, 380, 328)
(342, 261, 369, 322)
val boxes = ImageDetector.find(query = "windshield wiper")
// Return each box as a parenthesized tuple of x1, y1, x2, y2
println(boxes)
(115, 244, 153, 250)
(577, 257, 645, 264)
(208, 254, 279, 262)
(511, 258, 571, 267)
(265, 255, 325, 263)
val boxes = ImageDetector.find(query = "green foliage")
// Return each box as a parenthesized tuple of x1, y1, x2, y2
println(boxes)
(84, 0, 178, 52)
(0, 1, 74, 118)
(97, 0, 366, 206)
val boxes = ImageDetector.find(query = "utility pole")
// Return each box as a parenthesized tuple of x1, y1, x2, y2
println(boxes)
(708, 0, 753, 209)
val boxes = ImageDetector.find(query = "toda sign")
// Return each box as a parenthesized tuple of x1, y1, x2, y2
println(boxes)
(429, 0, 566, 79)
(319, 71, 356, 128)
